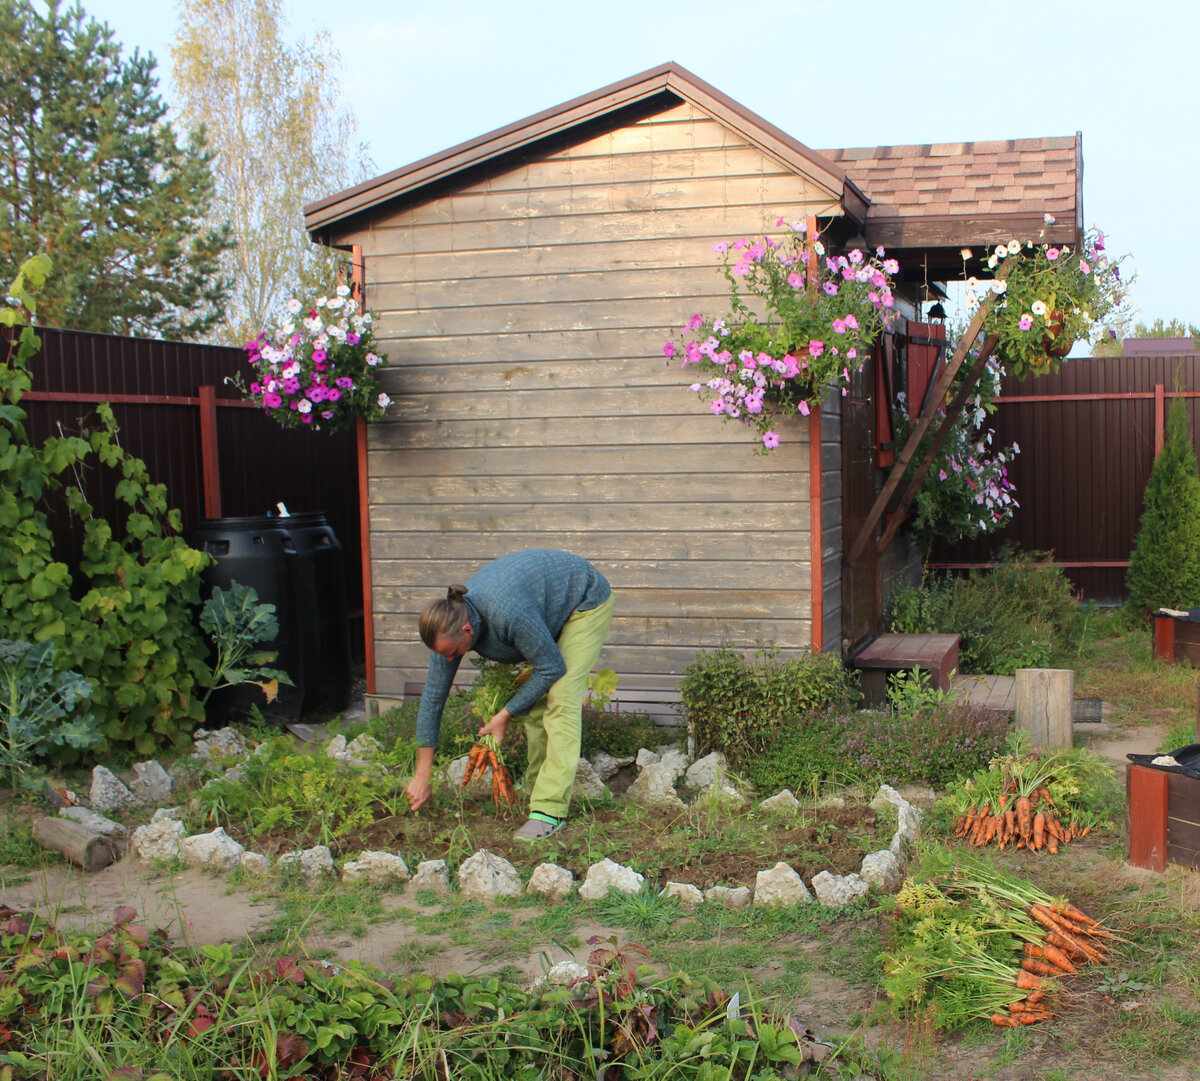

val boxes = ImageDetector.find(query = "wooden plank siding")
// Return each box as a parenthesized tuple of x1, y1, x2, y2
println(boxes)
(322, 102, 848, 698)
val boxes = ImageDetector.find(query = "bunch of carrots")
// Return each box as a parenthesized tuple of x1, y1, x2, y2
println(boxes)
(461, 733, 515, 808)
(952, 784, 1087, 853)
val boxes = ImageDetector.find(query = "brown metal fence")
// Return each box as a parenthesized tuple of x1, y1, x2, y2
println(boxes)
(9, 325, 364, 653)
(926, 352, 1200, 604)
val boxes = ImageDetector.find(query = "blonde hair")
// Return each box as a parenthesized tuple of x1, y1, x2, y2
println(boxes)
(418, 585, 469, 648)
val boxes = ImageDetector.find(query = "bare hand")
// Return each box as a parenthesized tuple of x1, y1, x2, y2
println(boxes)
(478, 708, 511, 744)
(406, 774, 432, 812)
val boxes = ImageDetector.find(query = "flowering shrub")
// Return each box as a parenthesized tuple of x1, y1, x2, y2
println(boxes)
(243, 286, 391, 432)
(664, 219, 899, 452)
(969, 219, 1128, 378)
(896, 352, 1019, 554)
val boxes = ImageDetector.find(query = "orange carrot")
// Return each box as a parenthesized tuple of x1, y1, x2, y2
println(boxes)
(1053, 901, 1097, 926)
(1034, 785, 1056, 807)
(1025, 988, 1047, 1005)
(984, 816, 1000, 845)
(1014, 969, 1045, 991)
(1021, 957, 1059, 978)
(990, 1013, 1019, 1027)
(1015, 796, 1034, 841)
(1024, 941, 1077, 974)
(1014, 1010, 1053, 1025)
(1004, 808, 1017, 842)
(1032, 812, 1047, 850)
(1047, 834, 1060, 855)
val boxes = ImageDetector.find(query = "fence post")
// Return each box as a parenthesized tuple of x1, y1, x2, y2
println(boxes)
(198, 385, 221, 518)
(1014, 668, 1074, 750)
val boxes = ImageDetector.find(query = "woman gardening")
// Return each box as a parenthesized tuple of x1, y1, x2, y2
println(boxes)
(407, 549, 614, 840)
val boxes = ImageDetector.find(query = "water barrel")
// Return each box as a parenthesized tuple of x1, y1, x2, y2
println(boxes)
(191, 515, 305, 726)
(287, 512, 352, 714)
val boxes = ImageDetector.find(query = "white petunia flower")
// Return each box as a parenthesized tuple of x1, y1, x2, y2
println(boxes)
(286, 298, 302, 314)
(336, 284, 351, 297)
(377, 392, 391, 408)
(298, 399, 312, 414)
(1031, 300, 1048, 316)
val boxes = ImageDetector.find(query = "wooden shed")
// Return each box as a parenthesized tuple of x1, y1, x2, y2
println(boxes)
(304, 62, 1083, 716)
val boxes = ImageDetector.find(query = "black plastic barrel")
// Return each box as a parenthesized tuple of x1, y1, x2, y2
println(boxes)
(287, 512, 352, 714)
(191, 515, 306, 726)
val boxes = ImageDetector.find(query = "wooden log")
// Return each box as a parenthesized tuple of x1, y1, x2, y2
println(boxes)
(33, 816, 122, 872)
(1127, 764, 1169, 872)
(1014, 668, 1074, 751)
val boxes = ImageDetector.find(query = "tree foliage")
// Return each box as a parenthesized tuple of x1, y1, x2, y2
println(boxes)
(1126, 395, 1200, 618)
(171, 0, 372, 346)
(0, 0, 233, 338)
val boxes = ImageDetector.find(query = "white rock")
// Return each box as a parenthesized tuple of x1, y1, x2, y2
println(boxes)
(589, 751, 634, 780)
(459, 849, 523, 902)
(759, 789, 802, 814)
(130, 761, 173, 804)
(572, 758, 609, 800)
(660, 881, 704, 910)
(684, 751, 728, 789)
(704, 885, 752, 909)
(896, 783, 937, 806)
(753, 862, 811, 907)
(327, 733, 383, 768)
(869, 784, 906, 813)
(279, 845, 335, 881)
(341, 851, 411, 885)
(577, 858, 644, 901)
(526, 862, 575, 903)
(59, 807, 126, 835)
(411, 859, 452, 899)
(543, 960, 589, 987)
(192, 726, 249, 763)
(860, 850, 903, 892)
(626, 763, 686, 812)
(240, 851, 271, 876)
(181, 827, 245, 872)
(89, 766, 140, 813)
(151, 806, 183, 822)
(658, 748, 690, 781)
(811, 871, 870, 907)
(635, 747, 661, 767)
(131, 817, 186, 861)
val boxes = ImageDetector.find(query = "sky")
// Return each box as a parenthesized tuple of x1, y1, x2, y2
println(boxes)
(82, 0, 1197, 330)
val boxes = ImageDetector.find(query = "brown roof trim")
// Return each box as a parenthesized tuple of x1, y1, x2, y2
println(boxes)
(865, 212, 1080, 252)
(304, 62, 865, 237)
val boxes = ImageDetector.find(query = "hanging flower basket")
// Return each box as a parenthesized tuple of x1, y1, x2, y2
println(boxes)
(663, 218, 899, 453)
(1041, 310, 1073, 359)
(241, 287, 391, 433)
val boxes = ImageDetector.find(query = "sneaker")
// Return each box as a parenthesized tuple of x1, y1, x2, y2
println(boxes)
(514, 814, 565, 841)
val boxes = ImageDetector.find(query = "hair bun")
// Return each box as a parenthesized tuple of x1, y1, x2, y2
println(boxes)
(447, 584, 469, 601)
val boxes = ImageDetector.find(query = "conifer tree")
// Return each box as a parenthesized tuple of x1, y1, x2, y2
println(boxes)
(0, 0, 233, 339)
(1127, 395, 1200, 617)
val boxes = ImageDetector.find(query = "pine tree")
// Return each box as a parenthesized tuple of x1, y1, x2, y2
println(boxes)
(0, 0, 233, 339)
(170, 0, 372, 346)
(1126, 395, 1200, 617)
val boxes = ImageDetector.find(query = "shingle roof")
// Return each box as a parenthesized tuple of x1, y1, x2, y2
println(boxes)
(819, 136, 1082, 253)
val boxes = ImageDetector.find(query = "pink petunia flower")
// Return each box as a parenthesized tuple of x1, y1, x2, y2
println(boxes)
(797, 400, 810, 416)
(762, 431, 780, 449)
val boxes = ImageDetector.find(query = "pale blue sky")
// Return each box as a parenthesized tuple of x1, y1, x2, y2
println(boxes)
(84, 0, 1195, 329)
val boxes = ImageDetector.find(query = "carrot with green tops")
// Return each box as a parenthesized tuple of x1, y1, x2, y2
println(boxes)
(1021, 956, 1058, 978)
(1024, 941, 1077, 974)
(1015, 795, 1034, 842)
(1032, 812, 1047, 850)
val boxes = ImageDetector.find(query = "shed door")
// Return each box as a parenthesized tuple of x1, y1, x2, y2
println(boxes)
(841, 346, 881, 651)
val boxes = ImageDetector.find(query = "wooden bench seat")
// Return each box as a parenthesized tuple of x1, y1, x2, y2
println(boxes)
(850, 632, 961, 708)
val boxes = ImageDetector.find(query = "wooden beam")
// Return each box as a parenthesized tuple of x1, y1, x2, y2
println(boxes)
(198, 384, 221, 519)
(1127, 763, 1168, 872)
(809, 402, 823, 651)
(351, 244, 377, 695)
(846, 262, 1009, 568)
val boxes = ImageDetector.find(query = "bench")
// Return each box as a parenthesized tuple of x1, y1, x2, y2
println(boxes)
(850, 633, 961, 708)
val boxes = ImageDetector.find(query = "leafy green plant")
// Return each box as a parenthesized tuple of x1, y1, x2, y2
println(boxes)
(2, 256, 211, 761)
(197, 582, 293, 707)
(0, 639, 101, 791)
(679, 646, 859, 765)
(1127, 393, 1200, 619)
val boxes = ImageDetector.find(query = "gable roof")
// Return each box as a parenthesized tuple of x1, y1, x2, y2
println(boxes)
(820, 135, 1082, 254)
(304, 62, 869, 239)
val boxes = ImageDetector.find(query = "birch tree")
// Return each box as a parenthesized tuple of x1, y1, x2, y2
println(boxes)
(170, 0, 372, 346)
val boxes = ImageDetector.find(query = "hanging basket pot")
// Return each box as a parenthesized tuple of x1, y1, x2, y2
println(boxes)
(1042, 310, 1074, 359)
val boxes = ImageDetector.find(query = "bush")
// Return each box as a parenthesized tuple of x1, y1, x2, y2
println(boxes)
(745, 702, 1012, 794)
(1127, 395, 1200, 619)
(678, 646, 860, 766)
(885, 549, 1077, 675)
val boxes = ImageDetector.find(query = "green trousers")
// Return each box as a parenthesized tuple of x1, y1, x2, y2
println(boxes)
(523, 593, 614, 818)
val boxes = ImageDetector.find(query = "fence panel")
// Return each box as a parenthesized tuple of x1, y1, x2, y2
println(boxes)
(927, 353, 1200, 603)
(9, 325, 363, 651)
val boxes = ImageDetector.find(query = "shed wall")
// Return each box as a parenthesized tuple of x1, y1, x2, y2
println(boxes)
(332, 102, 847, 699)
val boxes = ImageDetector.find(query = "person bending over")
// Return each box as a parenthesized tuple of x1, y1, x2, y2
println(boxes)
(406, 549, 614, 840)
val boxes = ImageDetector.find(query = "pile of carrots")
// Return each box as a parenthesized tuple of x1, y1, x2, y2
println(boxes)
(952, 786, 1088, 853)
(992, 898, 1118, 1026)
(461, 734, 515, 808)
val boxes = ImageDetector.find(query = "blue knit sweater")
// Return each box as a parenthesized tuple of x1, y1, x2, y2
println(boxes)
(415, 550, 611, 747)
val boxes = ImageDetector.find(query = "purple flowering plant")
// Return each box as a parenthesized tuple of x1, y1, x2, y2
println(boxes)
(241, 285, 391, 433)
(968, 220, 1129, 379)
(663, 218, 899, 453)
(894, 353, 1020, 554)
